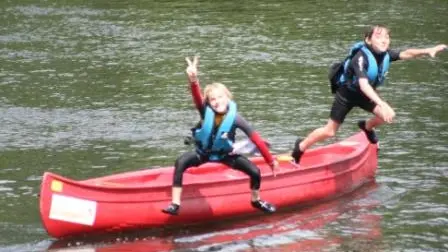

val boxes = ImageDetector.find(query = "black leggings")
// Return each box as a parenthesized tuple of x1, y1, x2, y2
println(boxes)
(173, 151, 261, 190)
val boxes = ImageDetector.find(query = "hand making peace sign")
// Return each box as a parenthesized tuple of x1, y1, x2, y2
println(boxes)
(185, 56, 199, 83)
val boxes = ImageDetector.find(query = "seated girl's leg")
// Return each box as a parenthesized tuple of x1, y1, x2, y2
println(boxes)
(172, 151, 204, 189)
(222, 155, 276, 213)
(222, 154, 260, 191)
(162, 151, 204, 215)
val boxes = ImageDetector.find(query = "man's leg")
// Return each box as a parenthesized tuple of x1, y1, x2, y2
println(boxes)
(300, 119, 341, 151)
(358, 99, 392, 143)
(292, 88, 351, 163)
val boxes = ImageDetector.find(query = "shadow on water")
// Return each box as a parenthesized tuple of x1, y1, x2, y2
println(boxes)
(45, 181, 400, 252)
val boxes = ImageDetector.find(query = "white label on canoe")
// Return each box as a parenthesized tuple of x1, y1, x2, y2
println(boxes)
(54, 248, 95, 252)
(339, 141, 359, 146)
(49, 194, 97, 226)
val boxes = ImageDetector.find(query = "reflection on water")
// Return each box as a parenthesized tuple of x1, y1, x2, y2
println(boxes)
(42, 182, 392, 252)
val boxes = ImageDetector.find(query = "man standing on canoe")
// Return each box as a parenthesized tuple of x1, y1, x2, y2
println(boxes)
(292, 24, 447, 164)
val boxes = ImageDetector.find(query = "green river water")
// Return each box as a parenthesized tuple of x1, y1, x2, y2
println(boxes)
(0, 0, 447, 251)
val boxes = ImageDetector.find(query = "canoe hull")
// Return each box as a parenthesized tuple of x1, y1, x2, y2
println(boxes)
(39, 132, 378, 238)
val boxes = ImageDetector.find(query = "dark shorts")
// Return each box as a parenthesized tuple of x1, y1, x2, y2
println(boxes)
(330, 85, 376, 123)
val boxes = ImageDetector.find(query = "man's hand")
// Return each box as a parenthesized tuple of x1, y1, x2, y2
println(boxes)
(428, 44, 447, 58)
(377, 101, 395, 123)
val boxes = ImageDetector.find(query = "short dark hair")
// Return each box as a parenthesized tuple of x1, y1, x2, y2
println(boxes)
(364, 24, 390, 39)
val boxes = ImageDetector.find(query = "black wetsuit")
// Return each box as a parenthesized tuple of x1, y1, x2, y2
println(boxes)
(173, 112, 262, 190)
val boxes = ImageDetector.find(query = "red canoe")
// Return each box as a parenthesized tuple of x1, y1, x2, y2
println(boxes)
(39, 131, 378, 239)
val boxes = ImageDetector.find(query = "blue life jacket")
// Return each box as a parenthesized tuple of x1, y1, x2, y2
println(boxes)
(339, 42, 390, 89)
(194, 101, 237, 161)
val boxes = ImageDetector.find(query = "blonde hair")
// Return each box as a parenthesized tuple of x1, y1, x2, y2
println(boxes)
(203, 82, 233, 102)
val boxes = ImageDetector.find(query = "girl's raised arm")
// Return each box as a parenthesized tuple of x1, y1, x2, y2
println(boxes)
(185, 56, 203, 111)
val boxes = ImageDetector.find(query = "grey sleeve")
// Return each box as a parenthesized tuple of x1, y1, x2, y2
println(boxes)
(234, 114, 255, 137)
(388, 49, 401, 62)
